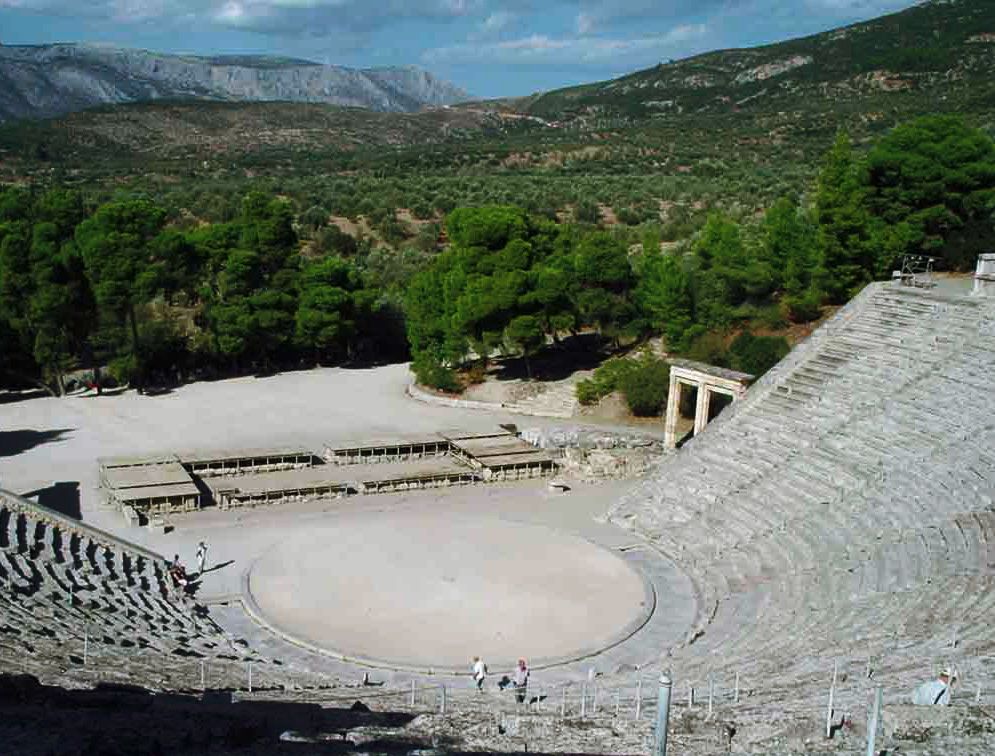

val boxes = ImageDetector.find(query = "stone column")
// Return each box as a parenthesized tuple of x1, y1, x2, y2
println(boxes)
(693, 383, 711, 437)
(664, 374, 682, 449)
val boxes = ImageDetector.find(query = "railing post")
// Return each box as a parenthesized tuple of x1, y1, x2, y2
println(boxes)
(826, 659, 839, 739)
(248, 661, 253, 692)
(410, 679, 416, 707)
(561, 685, 567, 718)
(615, 689, 620, 717)
(83, 626, 88, 665)
(581, 683, 587, 718)
(707, 676, 714, 719)
(734, 671, 740, 703)
(654, 672, 673, 756)
(635, 678, 642, 720)
(866, 684, 882, 756)
(439, 685, 447, 714)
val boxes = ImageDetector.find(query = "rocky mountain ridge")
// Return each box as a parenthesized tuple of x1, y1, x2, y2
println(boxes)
(0, 43, 469, 123)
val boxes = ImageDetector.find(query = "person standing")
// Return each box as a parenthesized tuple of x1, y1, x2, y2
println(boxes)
(513, 658, 529, 704)
(196, 541, 208, 576)
(911, 666, 958, 705)
(472, 656, 487, 691)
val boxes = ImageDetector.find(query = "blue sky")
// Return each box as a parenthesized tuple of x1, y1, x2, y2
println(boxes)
(0, 1, 918, 98)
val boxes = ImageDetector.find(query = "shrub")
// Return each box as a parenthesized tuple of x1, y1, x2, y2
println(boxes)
(619, 354, 670, 417)
(781, 289, 822, 323)
(574, 200, 601, 224)
(574, 356, 636, 405)
(576, 378, 601, 406)
(728, 331, 790, 377)
(463, 363, 487, 385)
(412, 353, 462, 393)
(685, 330, 730, 367)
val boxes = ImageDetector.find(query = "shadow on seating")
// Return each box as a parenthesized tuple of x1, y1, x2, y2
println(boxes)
(0, 674, 463, 754)
(21, 482, 82, 520)
(0, 428, 75, 459)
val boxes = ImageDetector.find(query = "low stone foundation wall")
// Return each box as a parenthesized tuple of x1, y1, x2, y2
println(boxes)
(519, 426, 668, 481)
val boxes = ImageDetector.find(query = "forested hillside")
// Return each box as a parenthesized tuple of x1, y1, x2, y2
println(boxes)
(2, 1, 995, 406)
(2, 114, 993, 406)
(525, 0, 995, 121)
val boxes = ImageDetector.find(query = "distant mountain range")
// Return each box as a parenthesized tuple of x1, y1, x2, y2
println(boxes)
(0, 43, 469, 123)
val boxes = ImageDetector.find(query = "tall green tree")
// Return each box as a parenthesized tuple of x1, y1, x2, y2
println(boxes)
(864, 115, 995, 272)
(636, 250, 693, 351)
(760, 197, 823, 322)
(815, 132, 876, 303)
(75, 200, 167, 388)
(296, 256, 362, 363)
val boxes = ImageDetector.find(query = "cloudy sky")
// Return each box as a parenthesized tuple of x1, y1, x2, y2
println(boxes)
(0, 1, 918, 97)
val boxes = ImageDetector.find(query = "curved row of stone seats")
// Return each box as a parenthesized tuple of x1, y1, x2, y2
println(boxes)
(609, 283, 995, 708)
(0, 488, 296, 691)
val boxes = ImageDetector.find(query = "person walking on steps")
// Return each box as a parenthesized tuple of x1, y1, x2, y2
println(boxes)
(472, 656, 487, 691)
(196, 541, 208, 577)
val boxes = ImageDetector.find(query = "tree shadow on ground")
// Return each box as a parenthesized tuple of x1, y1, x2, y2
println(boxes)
(0, 429, 75, 459)
(0, 389, 48, 405)
(21, 482, 81, 520)
(490, 334, 610, 383)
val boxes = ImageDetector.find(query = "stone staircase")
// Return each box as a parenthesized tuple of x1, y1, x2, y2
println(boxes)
(499, 373, 587, 419)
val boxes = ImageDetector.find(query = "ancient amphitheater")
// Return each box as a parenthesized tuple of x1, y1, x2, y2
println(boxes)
(2, 276, 995, 754)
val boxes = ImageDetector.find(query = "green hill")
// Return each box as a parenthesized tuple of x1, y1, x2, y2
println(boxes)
(526, 0, 995, 122)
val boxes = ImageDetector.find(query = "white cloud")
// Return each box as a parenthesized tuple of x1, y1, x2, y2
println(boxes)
(575, 11, 593, 35)
(425, 23, 708, 66)
(0, 0, 481, 34)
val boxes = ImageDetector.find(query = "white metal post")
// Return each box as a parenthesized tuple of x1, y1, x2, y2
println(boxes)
(826, 659, 839, 739)
(410, 679, 416, 707)
(248, 661, 253, 692)
(635, 678, 642, 720)
(654, 672, 673, 756)
(581, 683, 587, 718)
(866, 684, 882, 756)
(440, 685, 447, 714)
(734, 671, 740, 703)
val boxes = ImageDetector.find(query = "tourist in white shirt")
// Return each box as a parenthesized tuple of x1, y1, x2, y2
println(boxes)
(911, 666, 957, 706)
(472, 656, 487, 691)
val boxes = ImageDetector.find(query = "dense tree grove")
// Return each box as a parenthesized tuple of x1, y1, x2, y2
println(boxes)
(0, 189, 403, 394)
(1, 114, 992, 401)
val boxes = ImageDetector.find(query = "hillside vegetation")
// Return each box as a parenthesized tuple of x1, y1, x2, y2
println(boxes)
(1, 0, 994, 410)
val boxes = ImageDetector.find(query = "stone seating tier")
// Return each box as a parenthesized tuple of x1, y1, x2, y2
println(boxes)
(609, 283, 995, 704)
(0, 489, 310, 692)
